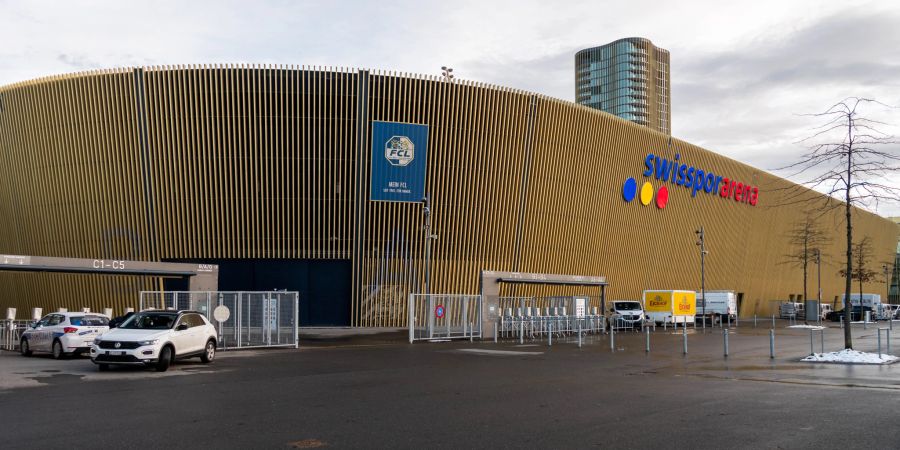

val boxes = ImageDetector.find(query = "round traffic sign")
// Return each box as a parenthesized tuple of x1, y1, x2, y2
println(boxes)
(213, 305, 231, 323)
(435, 304, 445, 319)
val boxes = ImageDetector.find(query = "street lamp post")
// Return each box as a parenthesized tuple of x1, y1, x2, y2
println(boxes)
(441, 66, 454, 80)
(423, 195, 432, 296)
(815, 249, 822, 323)
(696, 227, 707, 330)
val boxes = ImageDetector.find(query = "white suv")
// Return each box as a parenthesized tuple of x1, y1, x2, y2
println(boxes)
(91, 310, 218, 372)
(20, 312, 110, 359)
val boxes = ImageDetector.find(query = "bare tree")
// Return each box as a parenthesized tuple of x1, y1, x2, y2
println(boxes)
(782, 215, 831, 324)
(839, 237, 878, 319)
(780, 97, 900, 349)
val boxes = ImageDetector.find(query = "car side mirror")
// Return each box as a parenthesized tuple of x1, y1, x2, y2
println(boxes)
(177, 323, 189, 331)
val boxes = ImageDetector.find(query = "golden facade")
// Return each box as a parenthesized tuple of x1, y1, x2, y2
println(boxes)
(0, 66, 896, 325)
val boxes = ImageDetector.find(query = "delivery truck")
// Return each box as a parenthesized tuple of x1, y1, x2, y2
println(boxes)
(643, 290, 697, 325)
(696, 290, 738, 322)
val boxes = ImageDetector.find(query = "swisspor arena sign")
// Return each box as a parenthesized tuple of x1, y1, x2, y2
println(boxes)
(622, 152, 759, 209)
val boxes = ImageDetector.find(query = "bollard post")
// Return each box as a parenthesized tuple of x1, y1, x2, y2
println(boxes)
(888, 329, 892, 355)
(470, 322, 474, 342)
(645, 327, 650, 353)
(519, 319, 524, 345)
(610, 325, 615, 351)
(735, 314, 739, 327)
(878, 329, 882, 358)
(494, 322, 498, 343)
(549, 322, 553, 346)
(578, 320, 582, 349)
(820, 328, 825, 354)
(682, 325, 688, 355)
(809, 329, 814, 356)
(724, 328, 729, 357)
(769, 329, 775, 359)
(754, 314, 757, 328)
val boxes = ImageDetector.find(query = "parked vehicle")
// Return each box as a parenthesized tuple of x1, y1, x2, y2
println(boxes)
(643, 290, 696, 325)
(20, 312, 110, 359)
(91, 310, 217, 372)
(843, 293, 883, 320)
(779, 302, 804, 319)
(696, 290, 737, 322)
(608, 300, 645, 329)
(108, 311, 134, 328)
(818, 304, 833, 320)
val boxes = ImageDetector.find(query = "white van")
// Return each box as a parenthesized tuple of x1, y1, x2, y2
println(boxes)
(608, 300, 644, 330)
(696, 290, 737, 322)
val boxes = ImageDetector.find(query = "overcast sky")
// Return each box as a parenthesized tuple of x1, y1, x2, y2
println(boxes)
(2, 0, 898, 217)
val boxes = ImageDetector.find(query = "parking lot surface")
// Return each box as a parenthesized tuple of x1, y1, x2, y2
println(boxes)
(2, 323, 900, 449)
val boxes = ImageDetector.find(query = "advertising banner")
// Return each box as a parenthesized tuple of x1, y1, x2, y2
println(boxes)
(370, 121, 429, 202)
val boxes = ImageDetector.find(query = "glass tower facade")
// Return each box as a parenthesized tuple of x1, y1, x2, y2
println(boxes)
(575, 38, 670, 134)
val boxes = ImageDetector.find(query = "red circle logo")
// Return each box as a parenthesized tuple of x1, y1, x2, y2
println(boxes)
(655, 185, 669, 209)
(435, 305, 445, 319)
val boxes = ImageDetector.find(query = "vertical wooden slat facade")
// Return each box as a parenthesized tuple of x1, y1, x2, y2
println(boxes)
(0, 67, 897, 323)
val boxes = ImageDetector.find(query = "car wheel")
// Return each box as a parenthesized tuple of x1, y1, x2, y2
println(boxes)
(52, 340, 64, 360)
(98, 364, 109, 371)
(155, 346, 172, 372)
(200, 340, 216, 363)
(20, 338, 32, 356)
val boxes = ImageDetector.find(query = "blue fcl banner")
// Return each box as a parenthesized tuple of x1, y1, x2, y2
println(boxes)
(370, 121, 429, 202)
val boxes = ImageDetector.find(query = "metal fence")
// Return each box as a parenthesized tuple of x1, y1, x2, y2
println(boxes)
(409, 294, 482, 342)
(140, 291, 299, 349)
(1, 320, 31, 351)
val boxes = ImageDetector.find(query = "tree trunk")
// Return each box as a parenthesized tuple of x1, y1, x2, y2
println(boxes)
(843, 118, 853, 349)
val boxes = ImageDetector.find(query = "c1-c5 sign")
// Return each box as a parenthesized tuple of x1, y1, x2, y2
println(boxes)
(370, 121, 429, 203)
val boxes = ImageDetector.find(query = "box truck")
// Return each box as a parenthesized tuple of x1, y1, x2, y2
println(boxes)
(643, 290, 696, 325)
(696, 290, 738, 322)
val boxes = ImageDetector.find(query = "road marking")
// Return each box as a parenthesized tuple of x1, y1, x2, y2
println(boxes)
(457, 349, 544, 356)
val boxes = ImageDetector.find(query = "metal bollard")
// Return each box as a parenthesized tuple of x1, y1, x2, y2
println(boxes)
(809, 329, 814, 356)
(549, 322, 553, 346)
(878, 329, 882, 358)
(646, 327, 650, 353)
(470, 322, 474, 342)
(769, 329, 775, 359)
(865, 311, 869, 329)
(578, 320, 582, 349)
(682, 325, 688, 355)
(520, 320, 524, 345)
(610, 325, 615, 351)
(494, 323, 498, 343)
(754, 314, 757, 328)
(724, 328, 729, 357)
(735, 314, 739, 327)
(820, 328, 825, 354)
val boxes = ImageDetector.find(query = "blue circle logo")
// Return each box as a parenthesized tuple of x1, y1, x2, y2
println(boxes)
(622, 178, 637, 202)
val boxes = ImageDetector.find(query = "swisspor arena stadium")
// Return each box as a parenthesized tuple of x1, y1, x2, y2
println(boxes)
(0, 66, 897, 326)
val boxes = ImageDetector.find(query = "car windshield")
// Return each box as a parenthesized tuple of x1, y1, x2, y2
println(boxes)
(70, 315, 109, 326)
(119, 312, 177, 330)
(615, 302, 641, 310)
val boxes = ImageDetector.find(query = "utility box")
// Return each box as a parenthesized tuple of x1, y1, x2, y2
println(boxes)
(805, 300, 819, 322)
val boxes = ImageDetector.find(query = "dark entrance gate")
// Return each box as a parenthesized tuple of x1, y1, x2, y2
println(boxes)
(164, 259, 351, 327)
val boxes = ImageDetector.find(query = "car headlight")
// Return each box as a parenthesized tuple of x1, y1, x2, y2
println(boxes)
(137, 339, 159, 346)
(94, 338, 103, 345)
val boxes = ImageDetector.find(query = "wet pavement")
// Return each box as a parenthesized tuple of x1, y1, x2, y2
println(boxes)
(1, 321, 898, 449)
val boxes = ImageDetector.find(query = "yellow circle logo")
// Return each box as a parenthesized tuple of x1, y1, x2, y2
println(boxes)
(640, 182, 654, 206)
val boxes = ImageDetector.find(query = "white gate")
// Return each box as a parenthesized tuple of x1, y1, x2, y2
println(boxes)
(408, 294, 482, 342)
(139, 291, 299, 349)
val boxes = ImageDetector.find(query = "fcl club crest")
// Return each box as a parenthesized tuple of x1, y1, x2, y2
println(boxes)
(385, 135, 415, 167)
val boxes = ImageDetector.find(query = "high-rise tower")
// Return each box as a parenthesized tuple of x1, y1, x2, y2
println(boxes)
(575, 38, 670, 134)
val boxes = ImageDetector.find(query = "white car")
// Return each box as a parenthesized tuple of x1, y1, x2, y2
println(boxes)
(20, 312, 110, 359)
(608, 300, 645, 330)
(91, 310, 218, 372)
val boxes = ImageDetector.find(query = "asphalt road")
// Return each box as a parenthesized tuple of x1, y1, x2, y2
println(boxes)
(2, 323, 900, 449)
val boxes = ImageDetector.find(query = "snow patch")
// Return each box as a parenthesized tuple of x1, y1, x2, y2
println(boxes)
(788, 325, 826, 330)
(802, 349, 898, 364)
